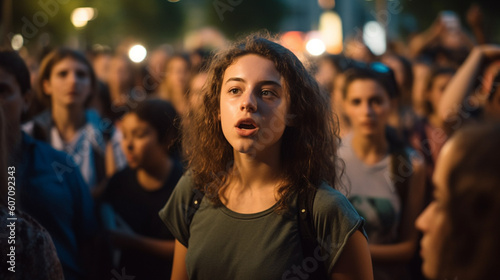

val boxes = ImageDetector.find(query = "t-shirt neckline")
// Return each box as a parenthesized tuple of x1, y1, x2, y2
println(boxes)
(219, 202, 278, 220)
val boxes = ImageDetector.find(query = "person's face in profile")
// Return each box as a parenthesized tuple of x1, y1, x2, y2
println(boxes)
(415, 140, 455, 279)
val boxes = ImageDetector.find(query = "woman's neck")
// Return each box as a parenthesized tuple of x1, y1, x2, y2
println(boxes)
(220, 149, 283, 213)
(51, 104, 86, 142)
(137, 157, 172, 191)
(351, 130, 388, 165)
(230, 145, 284, 190)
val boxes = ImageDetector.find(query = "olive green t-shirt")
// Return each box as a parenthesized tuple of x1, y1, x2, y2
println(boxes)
(159, 173, 365, 280)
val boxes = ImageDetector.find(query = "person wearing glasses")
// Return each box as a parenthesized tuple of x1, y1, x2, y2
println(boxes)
(339, 65, 426, 280)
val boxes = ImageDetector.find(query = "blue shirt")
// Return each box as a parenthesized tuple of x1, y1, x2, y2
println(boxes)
(16, 132, 98, 280)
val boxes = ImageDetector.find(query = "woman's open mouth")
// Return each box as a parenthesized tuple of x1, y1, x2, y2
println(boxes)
(235, 118, 259, 137)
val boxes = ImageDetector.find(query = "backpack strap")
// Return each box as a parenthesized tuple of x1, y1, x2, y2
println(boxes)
(186, 188, 205, 225)
(298, 187, 328, 279)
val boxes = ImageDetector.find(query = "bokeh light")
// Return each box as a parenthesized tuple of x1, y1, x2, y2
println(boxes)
(11, 34, 23, 51)
(363, 21, 386, 56)
(71, 8, 97, 28)
(128, 44, 147, 63)
(306, 38, 326, 56)
(319, 11, 343, 54)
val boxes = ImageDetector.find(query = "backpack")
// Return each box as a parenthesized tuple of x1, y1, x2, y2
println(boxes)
(185, 187, 329, 280)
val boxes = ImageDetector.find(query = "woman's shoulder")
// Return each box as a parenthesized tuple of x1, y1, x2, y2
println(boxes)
(313, 183, 358, 214)
(168, 170, 196, 200)
(308, 183, 367, 272)
(312, 183, 364, 229)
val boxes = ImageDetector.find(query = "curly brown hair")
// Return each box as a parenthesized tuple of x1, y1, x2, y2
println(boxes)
(182, 33, 341, 210)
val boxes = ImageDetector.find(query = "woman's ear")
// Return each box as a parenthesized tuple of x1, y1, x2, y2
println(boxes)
(42, 79, 52, 96)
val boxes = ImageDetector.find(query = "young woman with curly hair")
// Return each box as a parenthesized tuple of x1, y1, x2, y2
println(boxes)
(160, 34, 373, 280)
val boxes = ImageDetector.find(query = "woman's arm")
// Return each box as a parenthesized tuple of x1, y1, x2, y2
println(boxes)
(330, 230, 373, 280)
(438, 45, 500, 124)
(408, 20, 444, 58)
(370, 156, 426, 263)
(438, 47, 485, 122)
(171, 239, 189, 280)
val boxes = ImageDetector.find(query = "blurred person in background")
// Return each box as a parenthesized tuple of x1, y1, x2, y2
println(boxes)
(102, 99, 183, 280)
(0, 105, 64, 279)
(145, 44, 173, 94)
(107, 54, 140, 120)
(410, 67, 455, 203)
(408, 11, 474, 68)
(344, 37, 376, 64)
(411, 59, 433, 117)
(315, 54, 345, 94)
(416, 123, 500, 280)
(381, 53, 418, 142)
(0, 49, 99, 280)
(187, 70, 208, 115)
(90, 45, 113, 84)
(339, 66, 426, 280)
(189, 48, 211, 75)
(438, 45, 500, 130)
(156, 53, 192, 116)
(17, 51, 47, 121)
(23, 48, 125, 194)
(322, 55, 359, 138)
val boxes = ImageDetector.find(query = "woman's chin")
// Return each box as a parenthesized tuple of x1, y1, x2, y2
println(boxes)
(421, 261, 438, 280)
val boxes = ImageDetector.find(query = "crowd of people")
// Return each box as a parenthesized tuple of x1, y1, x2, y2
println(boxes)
(1, 8, 500, 280)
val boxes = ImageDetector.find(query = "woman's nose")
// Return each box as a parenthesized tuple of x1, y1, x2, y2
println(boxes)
(363, 103, 375, 116)
(415, 204, 431, 232)
(240, 91, 257, 112)
(122, 138, 133, 151)
(66, 71, 78, 86)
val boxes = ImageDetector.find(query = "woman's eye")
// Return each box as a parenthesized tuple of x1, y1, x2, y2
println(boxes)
(351, 99, 361, 105)
(371, 98, 383, 105)
(57, 70, 68, 77)
(136, 132, 148, 138)
(76, 70, 88, 79)
(229, 88, 240, 94)
(261, 90, 275, 97)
